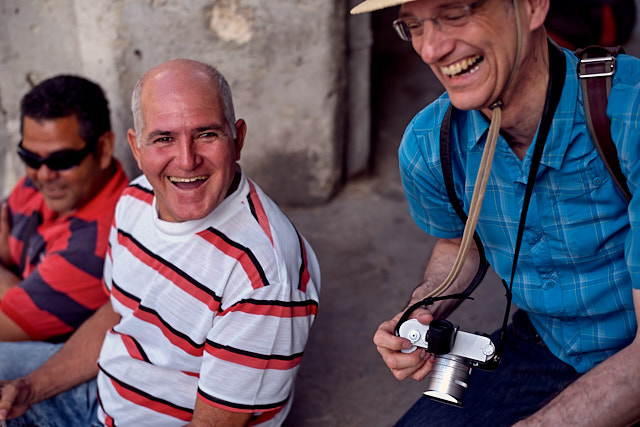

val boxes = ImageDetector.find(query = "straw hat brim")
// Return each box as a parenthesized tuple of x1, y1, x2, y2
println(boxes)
(350, 0, 417, 14)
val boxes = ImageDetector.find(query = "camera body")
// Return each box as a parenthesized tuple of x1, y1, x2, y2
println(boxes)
(398, 318, 498, 406)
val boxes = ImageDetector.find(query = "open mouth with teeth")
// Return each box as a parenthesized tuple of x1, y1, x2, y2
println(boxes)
(441, 55, 483, 78)
(168, 175, 209, 189)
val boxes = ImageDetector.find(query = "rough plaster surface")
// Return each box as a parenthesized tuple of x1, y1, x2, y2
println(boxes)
(0, 0, 350, 205)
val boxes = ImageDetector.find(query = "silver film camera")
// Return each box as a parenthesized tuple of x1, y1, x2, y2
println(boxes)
(398, 318, 498, 406)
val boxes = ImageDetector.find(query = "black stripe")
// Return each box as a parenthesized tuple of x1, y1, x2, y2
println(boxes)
(25, 269, 95, 330)
(129, 183, 154, 196)
(246, 193, 260, 224)
(117, 229, 222, 302)
(198, 387, 289, 411)
(295, 230, 306, 291)
(99, 364, 194, 414)
(204, 227, 271, 287)
(205, 339, 304, 361)
(112, 281, 205, 350)
(64, 217, 104, 278)
(112, 280, 141, 303)
(232, 298, 318, 309)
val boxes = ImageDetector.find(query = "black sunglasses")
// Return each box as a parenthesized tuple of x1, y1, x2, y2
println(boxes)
(17, 142, 94, 171)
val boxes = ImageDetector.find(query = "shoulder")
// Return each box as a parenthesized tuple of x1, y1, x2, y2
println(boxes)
(610, 54, 640, 127)
(119, 175, 154, 204)
(7, 176, 41, 212)
(399, 94, 451, 172)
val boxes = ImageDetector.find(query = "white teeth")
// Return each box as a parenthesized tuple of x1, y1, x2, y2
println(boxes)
(441, 55, 481, 77)
(168, 175, 208, 183)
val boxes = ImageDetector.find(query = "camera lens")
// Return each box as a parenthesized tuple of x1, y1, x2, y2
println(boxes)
(423, 354, 471, 407)
(427, 319, 456, 355)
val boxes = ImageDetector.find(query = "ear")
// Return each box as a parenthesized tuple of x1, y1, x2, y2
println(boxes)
(233, 119, 247, 161)
(96, 131, 115, 170)
(127, 129, 143, 170)
(522, 0, 549, 31)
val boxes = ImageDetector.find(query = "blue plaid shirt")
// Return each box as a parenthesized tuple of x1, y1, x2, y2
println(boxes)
(399, 47, 640, 373)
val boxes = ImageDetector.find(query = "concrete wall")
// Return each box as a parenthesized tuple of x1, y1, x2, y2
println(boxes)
(0, 0, 359, 206)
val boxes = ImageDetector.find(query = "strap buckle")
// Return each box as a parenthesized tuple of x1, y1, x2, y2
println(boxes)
(578, 56, 616, 79)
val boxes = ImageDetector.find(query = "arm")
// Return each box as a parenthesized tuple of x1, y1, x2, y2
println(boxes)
(373, 237, 481, 381)
(0, 202, 11, 267)
(0, 310, 30, 341)
(0, 301, 120, 421)
(187, 399, 252, 427)
(0, 202, 19, 299)
(0, 266, 20, 300)
(515, 289, 640, 427)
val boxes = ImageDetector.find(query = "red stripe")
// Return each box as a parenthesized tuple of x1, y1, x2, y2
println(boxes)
(110, 285, 139, 311)
(220, 301, 318, 318)
(134, 309, 203, 357)
(196, 393, 287, 416)
(0, 288, 73, 340)
(116, 232, 220, 311)
(107, 376, 193, 422)
(197, 231, 267, 290)
(115, 331, 201, 377)
(103, 415, 114, 427)
(119, 333, 146, 361)
(38, 254, 108, 309)
(196, 394, 253, 414)
(248, 181, 273, 245)
(205, 344, 302, 371)
(110, 285, 203, 357)
(123, 185, 154, 205)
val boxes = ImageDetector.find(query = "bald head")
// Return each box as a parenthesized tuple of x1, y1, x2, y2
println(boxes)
(131, 59, 236, 145)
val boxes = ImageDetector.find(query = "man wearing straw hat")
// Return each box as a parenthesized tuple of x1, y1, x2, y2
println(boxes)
(353, 0, 640, 425)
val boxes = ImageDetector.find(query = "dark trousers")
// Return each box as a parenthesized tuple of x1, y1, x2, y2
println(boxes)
(395, 310, 581, 427)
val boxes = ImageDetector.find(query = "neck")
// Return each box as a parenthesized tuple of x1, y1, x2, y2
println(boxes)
(483, 32, 551, 159)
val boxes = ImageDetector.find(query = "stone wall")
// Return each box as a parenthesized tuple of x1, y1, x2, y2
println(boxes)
(0, 0, 361, 205)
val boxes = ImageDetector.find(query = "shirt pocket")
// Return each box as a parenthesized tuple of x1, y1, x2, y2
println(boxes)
(554, 150, 628, 260)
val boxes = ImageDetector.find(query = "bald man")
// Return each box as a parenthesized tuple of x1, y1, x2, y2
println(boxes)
(0, 59, 320, 427)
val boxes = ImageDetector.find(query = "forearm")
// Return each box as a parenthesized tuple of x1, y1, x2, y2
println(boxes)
(408, 237, 481, 319)
(519, 290, 640, 426)
(520, 343, 640, 426)
(24, 302, 120, 403)
(187, 399, 251, 426)
(0, 265, 20, 300)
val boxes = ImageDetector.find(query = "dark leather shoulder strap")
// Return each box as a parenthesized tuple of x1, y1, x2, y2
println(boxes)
(576, 45, 630, 202)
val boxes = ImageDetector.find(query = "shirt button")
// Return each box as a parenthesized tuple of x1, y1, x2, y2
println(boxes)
(543, 281, 555, 289)
(593, 177, 602, 186)
(575, 356, 583, 364)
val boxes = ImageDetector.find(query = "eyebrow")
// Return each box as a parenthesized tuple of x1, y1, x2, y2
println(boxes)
(145, 123, 228, 142)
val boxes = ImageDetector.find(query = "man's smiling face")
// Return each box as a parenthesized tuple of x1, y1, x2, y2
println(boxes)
(128, 61, 244, 223)
(401, 0, 519, 111)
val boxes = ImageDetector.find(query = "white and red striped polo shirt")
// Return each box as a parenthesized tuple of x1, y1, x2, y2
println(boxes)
(97, 170, 320, 426)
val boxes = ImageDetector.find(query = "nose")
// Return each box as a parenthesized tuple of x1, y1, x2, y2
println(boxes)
(413, 21, 454, 65)
(175, 137, 200, 170)
(35, 164, 59, 181)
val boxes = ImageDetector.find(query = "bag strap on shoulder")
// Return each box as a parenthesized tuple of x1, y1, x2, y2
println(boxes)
(576, 45, 630, 201)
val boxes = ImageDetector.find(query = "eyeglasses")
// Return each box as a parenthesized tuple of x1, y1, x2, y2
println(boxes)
(17, 142, 94, 171)
(393, 0, 487, 41)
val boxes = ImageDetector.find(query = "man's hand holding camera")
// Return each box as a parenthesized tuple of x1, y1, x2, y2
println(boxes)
(374, 308, 435, 381)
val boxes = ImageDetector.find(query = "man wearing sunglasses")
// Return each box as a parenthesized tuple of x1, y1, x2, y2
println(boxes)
(0, 75, 128, 343)
(352, 0, 640, 425)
